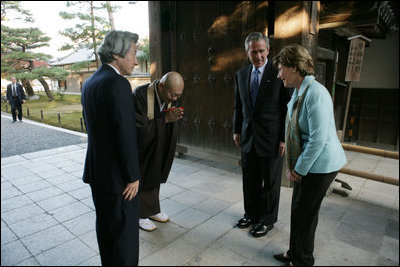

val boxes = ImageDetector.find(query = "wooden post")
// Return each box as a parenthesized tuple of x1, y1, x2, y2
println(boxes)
(149, 1, 162, 80)
(331, 50, 339, 105)
(40, 110, 44, 122)
(343, 35, 370, 142)
(342, 82, 352, 142)
(58, 113, 62, 127)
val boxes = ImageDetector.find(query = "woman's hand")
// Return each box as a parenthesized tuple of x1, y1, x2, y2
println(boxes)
(287, 169, 302, 183)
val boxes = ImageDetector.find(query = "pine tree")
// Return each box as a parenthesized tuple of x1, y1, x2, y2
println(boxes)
(1, 3, 69, 100)
(59, 1, 114, 69)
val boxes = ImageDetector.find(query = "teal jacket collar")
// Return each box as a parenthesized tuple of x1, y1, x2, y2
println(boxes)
(297, 75, 315, 97)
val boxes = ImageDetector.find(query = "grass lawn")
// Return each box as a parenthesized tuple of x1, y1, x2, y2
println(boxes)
(1, 92, 85, 133)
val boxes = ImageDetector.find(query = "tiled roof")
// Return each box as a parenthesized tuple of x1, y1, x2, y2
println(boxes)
(49, 48, 96, 66)
(49, 48, 146, 66)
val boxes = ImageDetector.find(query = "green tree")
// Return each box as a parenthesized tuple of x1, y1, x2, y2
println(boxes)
(1, 1, 33, 23)
(1, 25, 69, 100)
(137, 37, 150, 72)
(59, 1, 113, 69)
(1, 1, 35, 95)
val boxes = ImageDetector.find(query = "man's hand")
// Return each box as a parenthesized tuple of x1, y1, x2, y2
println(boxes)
(165, 107, 184, 123)
(7, 100, 9, 104)
(122, 180, 139, 201)
(22, 99, 26, 104)
(278, 142, 285, 157)
(233, 133, 241, 148)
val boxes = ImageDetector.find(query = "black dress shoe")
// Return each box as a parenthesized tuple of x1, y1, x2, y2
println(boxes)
(11, 120, 16, 123)
(250, 223, 273, 237)
(236, 217, 254, 229)
(273, 253, 291, 263)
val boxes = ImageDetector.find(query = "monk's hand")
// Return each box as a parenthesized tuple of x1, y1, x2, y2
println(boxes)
(166, 107, 183, 123)
(122, 180, 139, 201)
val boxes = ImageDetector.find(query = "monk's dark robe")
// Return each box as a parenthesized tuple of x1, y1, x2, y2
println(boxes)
(133, 80, 179, 218)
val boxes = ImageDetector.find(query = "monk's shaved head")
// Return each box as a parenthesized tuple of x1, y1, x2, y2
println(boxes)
(159, 71, 184, 103)
(160, 71, 184, 90)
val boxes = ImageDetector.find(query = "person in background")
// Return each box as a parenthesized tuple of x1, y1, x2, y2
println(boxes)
(272, 44, 347, 266)
(81, 30, 141, 266)
(233, 32, 291, 238)
(133, 71, 184, 231)
(7, 77, 26, 123)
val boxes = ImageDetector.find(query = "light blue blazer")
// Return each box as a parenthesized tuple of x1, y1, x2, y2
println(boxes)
(287, 75, 346, 176)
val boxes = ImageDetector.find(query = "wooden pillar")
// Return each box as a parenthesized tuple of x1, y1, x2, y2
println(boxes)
(273, 1, 319, 60)
(342, 82, 352, 142)
(149, 1, 162, 80)
(149, 1, 177, 81)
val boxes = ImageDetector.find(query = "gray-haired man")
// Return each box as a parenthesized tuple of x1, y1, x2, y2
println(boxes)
(81, 30, 141, 266)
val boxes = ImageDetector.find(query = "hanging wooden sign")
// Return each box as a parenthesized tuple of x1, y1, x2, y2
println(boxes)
(345, 35, 371, 82)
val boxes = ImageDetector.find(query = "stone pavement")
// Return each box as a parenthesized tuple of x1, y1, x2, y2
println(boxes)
(1, 114, 399, 266)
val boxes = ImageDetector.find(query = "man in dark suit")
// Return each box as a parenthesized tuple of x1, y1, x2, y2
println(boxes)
(81, 30, 141, 266)
(6, 77, 26, 123)
(233, 32, 291, 238)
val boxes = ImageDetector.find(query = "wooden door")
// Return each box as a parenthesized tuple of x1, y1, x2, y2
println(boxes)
(151, 1, 272, 159)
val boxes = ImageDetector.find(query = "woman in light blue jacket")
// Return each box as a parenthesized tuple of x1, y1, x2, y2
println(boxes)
(272, 44, 346, 266)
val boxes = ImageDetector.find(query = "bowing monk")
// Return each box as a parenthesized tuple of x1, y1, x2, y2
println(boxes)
(133, 71, 184, 231)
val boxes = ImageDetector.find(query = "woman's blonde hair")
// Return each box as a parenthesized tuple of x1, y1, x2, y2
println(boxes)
(272, 44, 314, 77)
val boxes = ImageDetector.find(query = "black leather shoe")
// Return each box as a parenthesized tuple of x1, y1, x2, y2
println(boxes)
(236, 217, 254, 229)
(250, 223, 273, 237)
(11, 120, 16, 123)
(273, 253, 291, 263)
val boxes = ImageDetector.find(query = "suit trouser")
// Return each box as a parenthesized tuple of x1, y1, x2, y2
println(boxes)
(10, 97, 23, 121)
(90, 186, 139, 266)
(288, 171, 337, 266)
(241, 146, 283, 225)
(139, 185, 160, 218)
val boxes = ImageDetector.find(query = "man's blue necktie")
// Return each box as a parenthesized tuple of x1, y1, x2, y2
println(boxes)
(250, 68, 259, 107)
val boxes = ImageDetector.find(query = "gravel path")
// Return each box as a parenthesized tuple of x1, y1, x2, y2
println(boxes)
(1, 113, 87, 158)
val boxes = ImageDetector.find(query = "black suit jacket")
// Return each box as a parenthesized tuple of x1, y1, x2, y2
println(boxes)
(81, 64, 141, 193)
(233, 60, 290, 157)
(6, 83, 26, 103)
